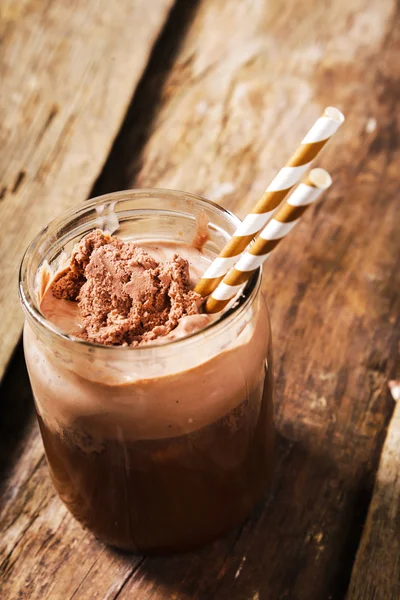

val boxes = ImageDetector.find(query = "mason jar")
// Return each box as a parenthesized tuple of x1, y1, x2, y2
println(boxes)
(19, 189, 275, 553)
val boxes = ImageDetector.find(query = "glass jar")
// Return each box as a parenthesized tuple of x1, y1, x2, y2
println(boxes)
(19, 189, 274, 553)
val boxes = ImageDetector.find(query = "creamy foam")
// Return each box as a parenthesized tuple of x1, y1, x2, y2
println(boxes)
(24, 240, 270, 442)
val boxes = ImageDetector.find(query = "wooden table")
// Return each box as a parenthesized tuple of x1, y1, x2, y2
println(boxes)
(1, 1, 399, 598)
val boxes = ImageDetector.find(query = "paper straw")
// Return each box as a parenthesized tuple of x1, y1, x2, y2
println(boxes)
(204, 168, 332, 314)
(195, 107, 344, 297)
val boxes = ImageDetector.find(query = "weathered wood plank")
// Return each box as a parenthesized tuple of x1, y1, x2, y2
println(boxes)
(1, 0, 399, 599)
(347, 399, 400, 600)
(81, 0, 400, 598)
(0, 0, 174, 381)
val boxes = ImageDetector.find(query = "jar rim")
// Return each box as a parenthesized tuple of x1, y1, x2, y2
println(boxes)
(19, 188, 261, 354)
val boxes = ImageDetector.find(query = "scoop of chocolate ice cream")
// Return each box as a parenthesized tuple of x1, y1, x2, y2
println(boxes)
(51, 230, 202, 346)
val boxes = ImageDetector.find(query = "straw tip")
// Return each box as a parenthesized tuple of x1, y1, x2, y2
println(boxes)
(324, 106, 345, 124)
(309, 168, 332, 190)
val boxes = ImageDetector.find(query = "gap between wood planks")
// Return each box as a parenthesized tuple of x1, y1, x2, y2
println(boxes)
(91, 0, 201, 197)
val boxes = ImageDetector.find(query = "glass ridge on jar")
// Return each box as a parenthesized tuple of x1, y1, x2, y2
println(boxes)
(19, 189, 275, 554)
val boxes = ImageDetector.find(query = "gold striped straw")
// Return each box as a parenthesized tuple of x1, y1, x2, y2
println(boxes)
(195, 107, 344, 297)
(205, 168, 332, 314)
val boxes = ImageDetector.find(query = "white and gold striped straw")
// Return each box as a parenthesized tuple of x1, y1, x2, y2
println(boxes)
(195, 107, 344, 297)
(205, 168, 332, 314)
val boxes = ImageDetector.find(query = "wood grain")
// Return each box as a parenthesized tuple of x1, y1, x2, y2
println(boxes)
(73, 0, 400, 597)
(1, 0, 400, 598)
(0, 0, 174, 381)
(347, 399, 400, 600)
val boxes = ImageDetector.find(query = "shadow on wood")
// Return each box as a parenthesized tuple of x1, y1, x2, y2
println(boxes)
(0, 342, 36, 488)
(111, 433, 381, 600)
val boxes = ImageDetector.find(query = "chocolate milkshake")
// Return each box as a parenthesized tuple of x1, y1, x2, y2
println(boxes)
(20, 190, 274, 553)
